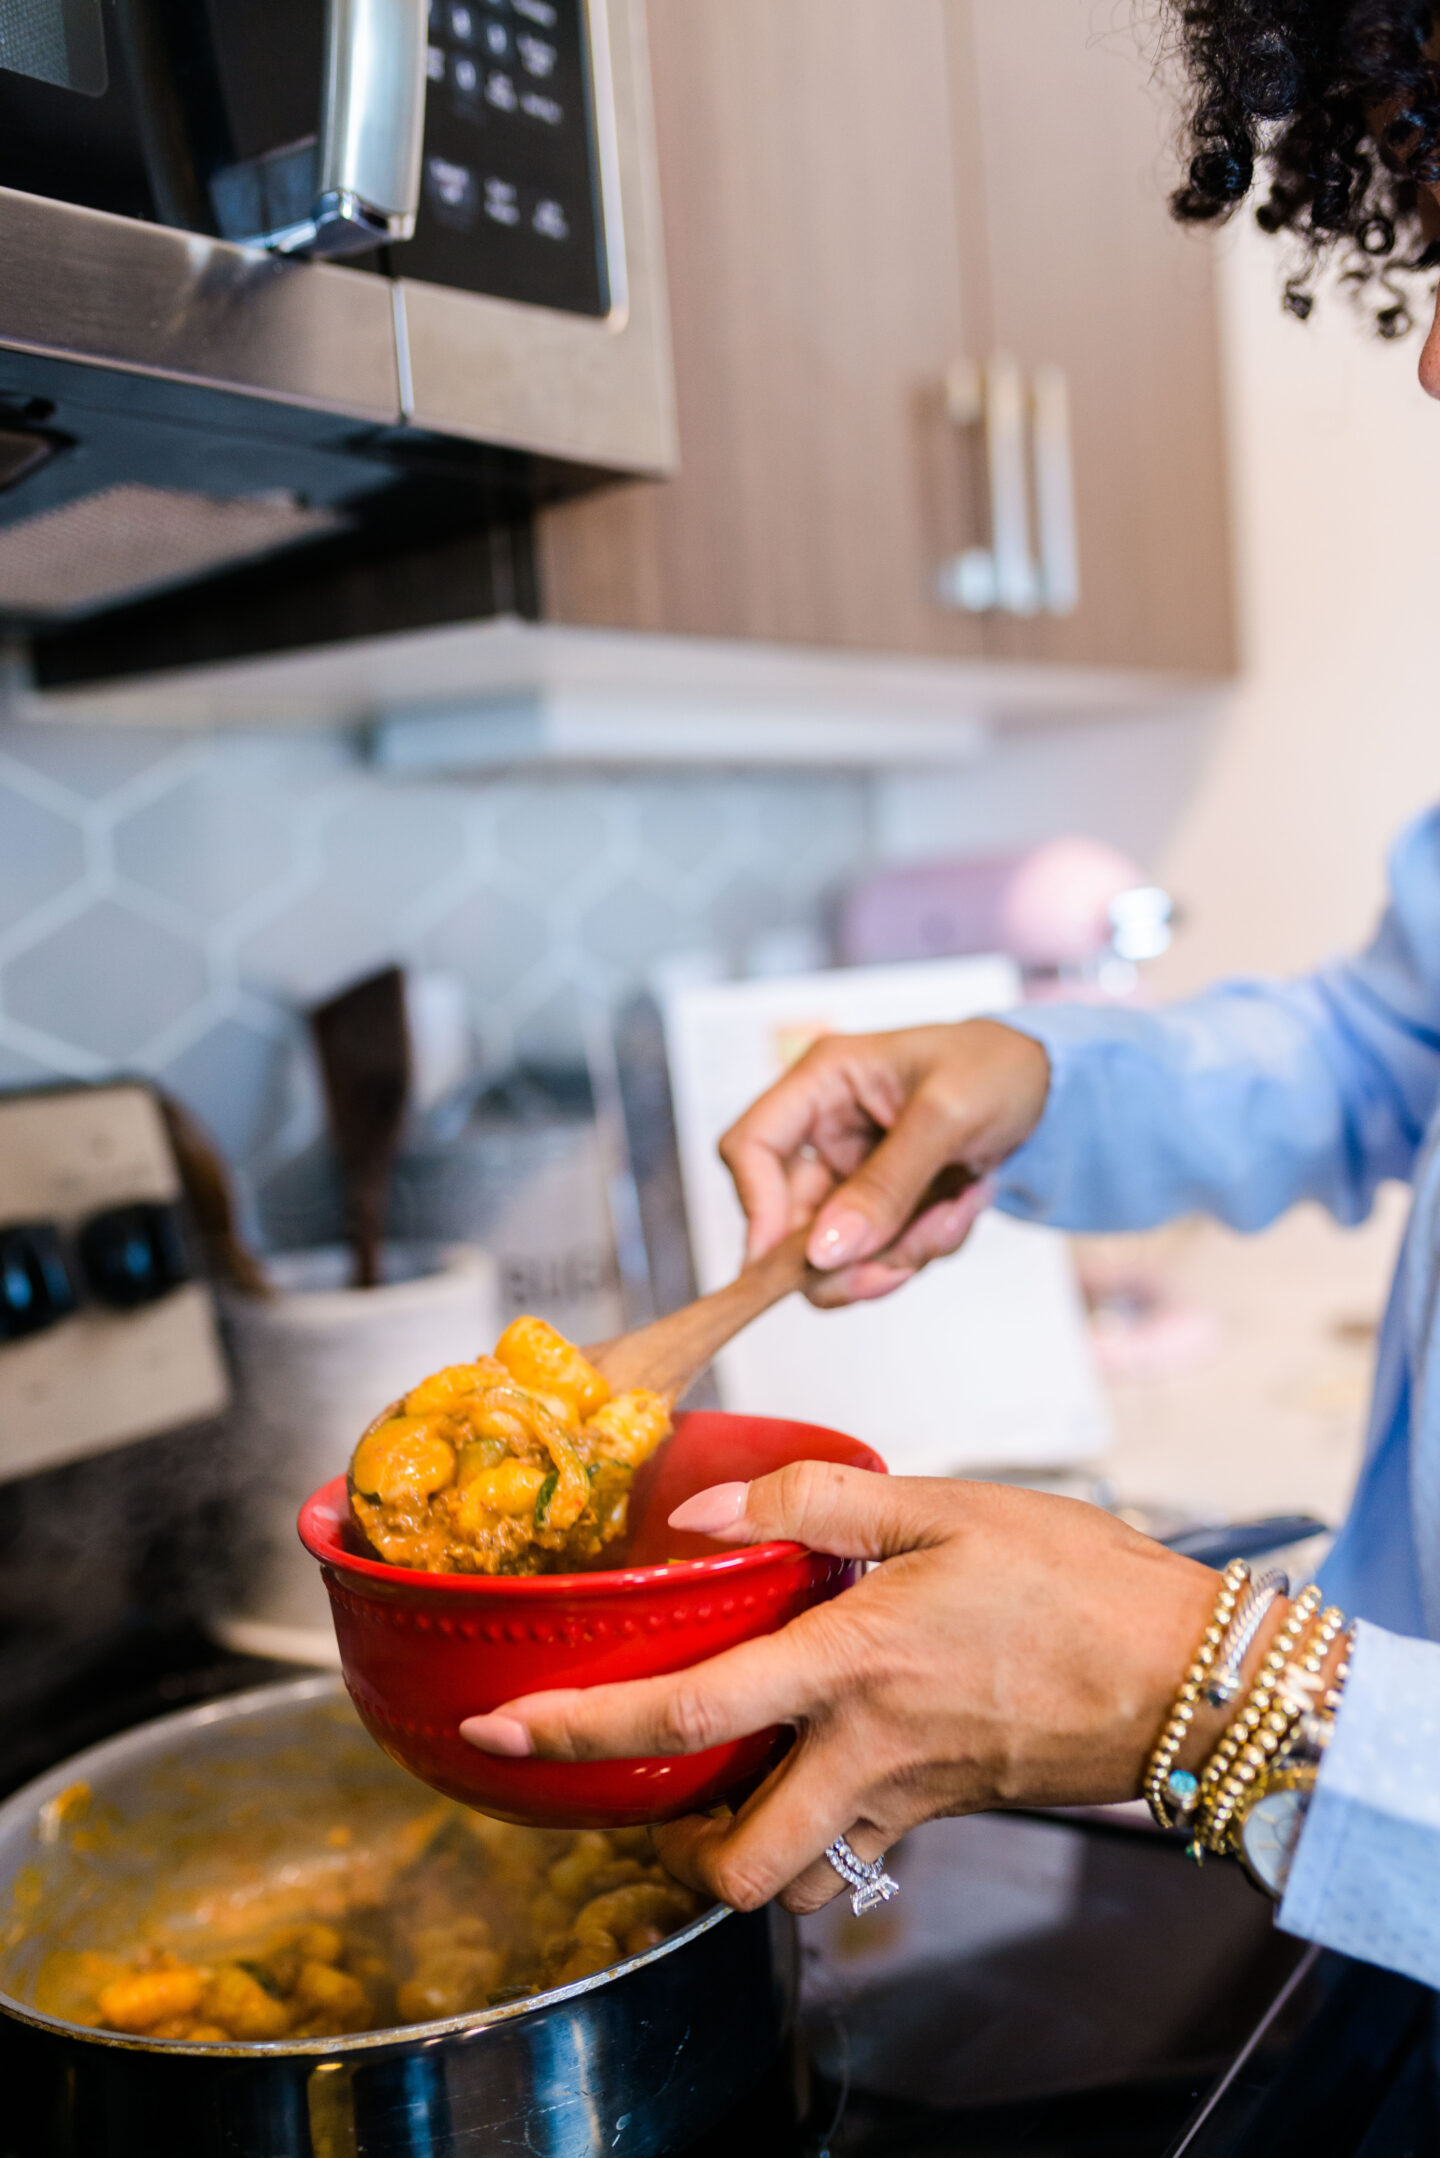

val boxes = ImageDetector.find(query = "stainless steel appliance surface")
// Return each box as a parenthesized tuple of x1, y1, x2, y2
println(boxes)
(390, 1066, 629, 1349)
(0, 0, 673, 681)
(0, 1674, 795, 2158)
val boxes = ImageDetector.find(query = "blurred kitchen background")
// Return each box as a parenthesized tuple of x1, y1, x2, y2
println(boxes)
(0, 0, 1435, 1720)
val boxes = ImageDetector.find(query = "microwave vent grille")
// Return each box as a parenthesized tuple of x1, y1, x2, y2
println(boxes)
(0, 483, 345, 618)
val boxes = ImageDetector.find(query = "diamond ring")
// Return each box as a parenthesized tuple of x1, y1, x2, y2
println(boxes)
(824, 1835, 900, 1916)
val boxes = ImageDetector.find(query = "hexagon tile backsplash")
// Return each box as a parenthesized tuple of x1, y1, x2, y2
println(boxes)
(0, 720, 874, 1192)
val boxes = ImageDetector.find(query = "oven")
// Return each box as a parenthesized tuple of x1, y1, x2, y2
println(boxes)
(0, 0, 672, 672)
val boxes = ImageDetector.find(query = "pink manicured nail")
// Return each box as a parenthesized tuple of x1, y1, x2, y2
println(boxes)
(458, 1713, 533, 1757)
(807, 1209, 868, 1269)
(669, 1481, 749, 1535)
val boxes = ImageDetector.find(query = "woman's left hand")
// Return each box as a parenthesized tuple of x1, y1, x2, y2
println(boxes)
(459, 1463, 1219, 1915)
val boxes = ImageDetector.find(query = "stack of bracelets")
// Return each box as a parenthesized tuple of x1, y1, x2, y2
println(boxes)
(1143, 1559, 1356, 1899)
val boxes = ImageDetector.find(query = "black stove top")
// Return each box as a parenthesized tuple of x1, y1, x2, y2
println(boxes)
(2, 1628, 1435, 2158)
(0, 1621, 298, 1805)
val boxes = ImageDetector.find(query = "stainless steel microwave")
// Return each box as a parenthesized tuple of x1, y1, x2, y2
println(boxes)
(0, 0, 673, 684)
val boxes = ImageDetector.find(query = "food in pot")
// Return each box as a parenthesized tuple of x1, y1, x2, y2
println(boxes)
(57, 1812, 701, 2043)
(348, 1317, 671, 1574)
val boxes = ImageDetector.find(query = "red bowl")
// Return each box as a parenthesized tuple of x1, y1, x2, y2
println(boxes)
(297, 1410, 886, 1828)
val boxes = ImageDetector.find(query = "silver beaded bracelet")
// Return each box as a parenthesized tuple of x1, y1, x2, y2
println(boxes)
(1202, 1567, 1290, 1708)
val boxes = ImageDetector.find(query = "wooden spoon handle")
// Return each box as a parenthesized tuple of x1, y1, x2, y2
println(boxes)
(585, 1167, 981, 1406)
(159, 1092, 272, 1296)
(586, 1226, 815, 1404)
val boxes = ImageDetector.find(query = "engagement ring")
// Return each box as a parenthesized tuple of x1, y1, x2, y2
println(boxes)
(824, 1835, 900, 1916)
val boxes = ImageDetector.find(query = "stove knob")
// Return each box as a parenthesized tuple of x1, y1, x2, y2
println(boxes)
(0, 1222, 79, 1343)
(78, 1203, 193, 1311)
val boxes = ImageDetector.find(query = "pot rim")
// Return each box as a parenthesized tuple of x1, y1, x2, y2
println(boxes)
(0, 1673, 732, 2060)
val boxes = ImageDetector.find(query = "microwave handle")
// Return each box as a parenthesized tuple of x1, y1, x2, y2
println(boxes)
(253, 0, 429, 257)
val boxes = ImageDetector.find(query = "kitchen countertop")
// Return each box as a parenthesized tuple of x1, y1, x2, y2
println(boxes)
(1079, 1185, 1410, 1533)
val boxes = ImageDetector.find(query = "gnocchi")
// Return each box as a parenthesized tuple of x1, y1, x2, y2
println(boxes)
(348, 1318, 671, 1574)
(76, 1816, 701, 2043)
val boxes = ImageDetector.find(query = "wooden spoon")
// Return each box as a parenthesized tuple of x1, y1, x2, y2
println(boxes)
(583, 1224, 817, 1405)
(583, 1165, 978, 1406)
(309, 967, 411, 1291)
(158, 1092, 271, 1296)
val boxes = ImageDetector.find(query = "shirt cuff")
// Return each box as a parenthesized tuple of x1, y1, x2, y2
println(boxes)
(991, 1006, 1101, 1223)
(1278, 1621, 1440, 1988)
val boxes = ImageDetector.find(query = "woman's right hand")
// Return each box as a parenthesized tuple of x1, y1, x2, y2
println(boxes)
(719, 1019, 1051, 1306)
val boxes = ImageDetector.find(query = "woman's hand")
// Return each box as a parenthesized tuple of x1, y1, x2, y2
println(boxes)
(718, 1020, 1051, 1306)
(459, 1463, 1218, 1916)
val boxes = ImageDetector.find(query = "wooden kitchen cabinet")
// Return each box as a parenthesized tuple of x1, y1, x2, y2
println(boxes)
(541, 0, 987, 659)
(538, 0, 1234, 680)
(957, 1, 1234, 675)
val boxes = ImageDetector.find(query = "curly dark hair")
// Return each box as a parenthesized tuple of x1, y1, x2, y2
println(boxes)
(1165, 0, 1440, 331)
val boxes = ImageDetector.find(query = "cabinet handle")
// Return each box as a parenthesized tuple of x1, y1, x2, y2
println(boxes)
(937, 355, 1039, 615)
(1032, 364, 1080, 617)
(232, 0, 429, 258)
(936, 356, 1080, 618)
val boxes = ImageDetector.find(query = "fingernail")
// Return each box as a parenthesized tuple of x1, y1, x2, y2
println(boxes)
(458, 1713, 533, 1757)
(669, 1481, 749, 1535)
(807, 1209, 869, 1269)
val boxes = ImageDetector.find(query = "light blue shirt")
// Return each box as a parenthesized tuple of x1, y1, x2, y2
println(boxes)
(994, 805, 1440, 1989)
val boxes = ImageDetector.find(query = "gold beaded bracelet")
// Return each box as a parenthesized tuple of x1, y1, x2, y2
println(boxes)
(1212, 1604, 1347, 1857)
(1191, 1584, 1325, 1856)
(1213, 1618, 1355, 1896)
(1191, 1583, 1323, 1824)
(1323, 1635, 1355, 1716)
(1142, 1558, 1249, 1831)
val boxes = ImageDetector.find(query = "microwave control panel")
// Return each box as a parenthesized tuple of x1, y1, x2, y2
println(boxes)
(407, 0, 610, 317)
(0, 0, 611, 320)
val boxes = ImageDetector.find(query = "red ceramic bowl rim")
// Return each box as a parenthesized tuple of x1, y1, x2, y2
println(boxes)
(299, 1426, 886, 1600)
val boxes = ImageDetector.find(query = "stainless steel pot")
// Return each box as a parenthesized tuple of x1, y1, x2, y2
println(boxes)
(0, 1676, 795, 2158)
